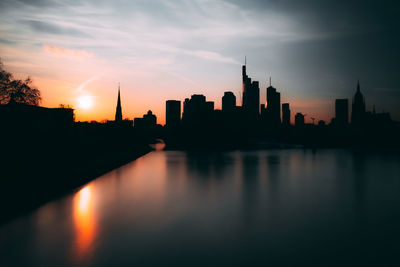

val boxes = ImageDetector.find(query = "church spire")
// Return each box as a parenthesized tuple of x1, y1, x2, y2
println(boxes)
(115, 83, 122, 122)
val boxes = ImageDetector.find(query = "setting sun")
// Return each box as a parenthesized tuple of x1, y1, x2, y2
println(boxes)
(77, 95, 94, 110)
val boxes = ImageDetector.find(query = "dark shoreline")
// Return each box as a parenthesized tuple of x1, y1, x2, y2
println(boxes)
(0, 127, 152, 226)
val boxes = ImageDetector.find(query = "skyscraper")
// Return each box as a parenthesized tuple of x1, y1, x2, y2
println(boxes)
(222, 91, 236, 112)
(115, 84, 122, 122)
(335, 99, 349, 126)
(295, 112, 305, 127)
(182, 94, 208, 125)
(242, 62, 260, 118)
(266, 78, 281, 126)
(166, 100, 181, 128)
(282, 103, 290, 126)
(351, 80, 366, 125)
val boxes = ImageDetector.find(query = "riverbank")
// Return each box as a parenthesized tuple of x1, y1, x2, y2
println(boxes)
(0, 126, 152, 225)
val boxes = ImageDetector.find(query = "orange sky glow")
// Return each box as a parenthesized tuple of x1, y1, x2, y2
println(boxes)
(2, 0, 394, 125)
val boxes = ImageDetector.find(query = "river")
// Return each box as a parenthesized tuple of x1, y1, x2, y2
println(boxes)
(1, 149, 400, 266)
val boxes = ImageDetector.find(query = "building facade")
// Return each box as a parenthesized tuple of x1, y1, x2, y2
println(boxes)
(351, 81, 366, 125)
(242, 64, 260, 119)
(335, 99, 349, 126)
(282, 103, 290, 126)
(166, 100, 181, 128)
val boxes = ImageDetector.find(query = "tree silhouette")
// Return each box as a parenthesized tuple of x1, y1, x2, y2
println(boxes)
(0, 59, 41, 105)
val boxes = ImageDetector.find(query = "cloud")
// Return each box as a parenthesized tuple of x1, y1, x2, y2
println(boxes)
(43, 45, 94, 58)
(0, 38, 16, 45)
(75, 76, 98, 93)
(1, 0, 399, 120)
(22, 19, 88, 37)
(185, 50, 240, 65)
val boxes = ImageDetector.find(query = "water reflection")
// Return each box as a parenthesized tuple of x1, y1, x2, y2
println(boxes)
(73, 185, 96, 263)
(1, 150, 400, 266)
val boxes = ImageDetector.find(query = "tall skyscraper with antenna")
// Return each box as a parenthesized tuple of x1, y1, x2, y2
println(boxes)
(115, 84, 122, 122)
(241, 58, 260, 119)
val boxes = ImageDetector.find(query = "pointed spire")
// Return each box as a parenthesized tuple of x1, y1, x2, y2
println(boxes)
(117, 83, 121, 105)
(245, 56, 246, 67)
(357, 80, 360, 92)
(115, 83, 122, 122)
(269, 76, 272, 87)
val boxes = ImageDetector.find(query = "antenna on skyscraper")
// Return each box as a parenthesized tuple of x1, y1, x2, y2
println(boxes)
(269, 77, 271, 87)
(245, 56, 246, 67)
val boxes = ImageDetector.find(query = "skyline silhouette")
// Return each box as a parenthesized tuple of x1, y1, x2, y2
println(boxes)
(1, 2, 400, 265)
(104, 63, 395, 132)
(1, 0, 399, 123)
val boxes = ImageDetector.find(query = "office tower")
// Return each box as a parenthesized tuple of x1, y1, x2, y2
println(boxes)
(351, 80, 366, 125)
(222, 92, 236, 112)
(295, 112, 305, 127)
(166, 100, 181, 127)
(182, 94, 209, 124)
(282, 103, 290, 126)
(266, 78, 281, 126)
(115, 85, 122, 122)
(335, 99, 349, 126)
(242, 62, 260, 118)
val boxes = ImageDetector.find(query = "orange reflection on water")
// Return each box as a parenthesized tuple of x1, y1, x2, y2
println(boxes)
(73, 185, 97, 261)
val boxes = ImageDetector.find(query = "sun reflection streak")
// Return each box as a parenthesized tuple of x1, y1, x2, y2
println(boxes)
(73, 185, 96, 262)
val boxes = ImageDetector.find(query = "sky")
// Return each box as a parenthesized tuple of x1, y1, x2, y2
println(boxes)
(0, 0, 399, 124)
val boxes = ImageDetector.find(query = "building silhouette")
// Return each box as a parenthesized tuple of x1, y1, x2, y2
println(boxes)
(182, 94, 213, 125)
(242, 61, 260, 119)
(144, 110, 156, 125)
(0, 102, 74, 129)
(351, 81, 366, 125)
(222, 92, 236, 113)
(335, 99, 349, 126)
(107, 85, 133, 127)
(166, 100, 181, 128)
(265, 78, 281, 126)
(282, 103, 290, 126)
(134, 110, 157, 130)
(295, 112, 305, 127)
(115, 85, 122, 122)
(206, 101, 214, 113)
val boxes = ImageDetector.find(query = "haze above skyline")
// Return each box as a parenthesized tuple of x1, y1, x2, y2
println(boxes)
(1, 0, 399, 123)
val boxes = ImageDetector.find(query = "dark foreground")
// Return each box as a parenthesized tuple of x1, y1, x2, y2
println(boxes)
(1, 149, 400, 266)
(0, 125, 151, 225)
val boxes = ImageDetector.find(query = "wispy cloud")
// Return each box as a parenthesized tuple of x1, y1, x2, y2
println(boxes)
(186, 50, 240, 65)
(43, 45, 94, 58)
(21, 19, 89, 37)
(75, 76, 98, 93)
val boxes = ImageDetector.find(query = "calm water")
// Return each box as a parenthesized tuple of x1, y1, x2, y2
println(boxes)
(1, 149, 400, 266)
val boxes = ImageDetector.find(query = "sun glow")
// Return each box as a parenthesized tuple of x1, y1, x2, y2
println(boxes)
(77, 95, 94, 110)
(73, 185, 96, 262)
